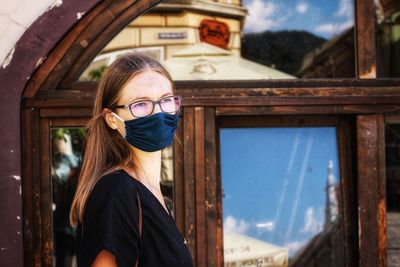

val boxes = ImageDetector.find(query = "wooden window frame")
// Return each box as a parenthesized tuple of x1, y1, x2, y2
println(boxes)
(213, 115, 357, 266)
(20, 0, 400, 266)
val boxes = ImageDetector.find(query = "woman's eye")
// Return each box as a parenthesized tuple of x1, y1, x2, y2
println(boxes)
(162, 98, 172, 103)
(133, 102, 149, 108)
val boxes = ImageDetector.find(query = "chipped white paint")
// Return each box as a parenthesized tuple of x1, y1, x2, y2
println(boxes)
(10, 149, 14, 153)
(17, 231, 20, 235)
(12, 174, 21, 181)
(49, 0, 63, 10)
(0, 0, 61, 66)
(77, 12, 84, 20)
(35, 56, 46, 68)
(19, 185, 21, 195)
(17, 216, 20, 220)
(2, 47, 14, 69)
(0, 247, 6, 251)
(0, 0, 21, 14)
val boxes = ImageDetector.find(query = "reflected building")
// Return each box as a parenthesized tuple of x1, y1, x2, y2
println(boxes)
(298, 0, 400, 79)
(79, 0, 294, 81)
(325, 160, 339, 228)
(297, 28, 355, 78)
(289, 161, 343, 267)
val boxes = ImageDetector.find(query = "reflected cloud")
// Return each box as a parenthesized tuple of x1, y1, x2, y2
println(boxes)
(296, 2, 309, 14)
(256, 220, 275, 231)
(315, 20, 352, 35)
(224, 215, 250, 234)
(315, 0, 353, 35)
(334, 0, 352, 18)
(244, 0, 287, 32)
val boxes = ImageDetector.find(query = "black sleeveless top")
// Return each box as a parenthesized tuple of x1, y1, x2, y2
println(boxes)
(76, 169, 193, 267)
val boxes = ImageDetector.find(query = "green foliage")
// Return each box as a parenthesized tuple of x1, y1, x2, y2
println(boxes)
(52, 128, 87, 151)
(88, 65, 108, 81)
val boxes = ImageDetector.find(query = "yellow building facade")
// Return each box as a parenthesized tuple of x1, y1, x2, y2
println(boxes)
(80, 0, 247, 80)
(108, 0, 244, 55)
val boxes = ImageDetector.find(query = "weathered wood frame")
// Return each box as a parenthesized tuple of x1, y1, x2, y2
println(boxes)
(21, 0, 399, 266)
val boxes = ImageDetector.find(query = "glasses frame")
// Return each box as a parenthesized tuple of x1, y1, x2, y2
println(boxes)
(112, 95, 182, 118)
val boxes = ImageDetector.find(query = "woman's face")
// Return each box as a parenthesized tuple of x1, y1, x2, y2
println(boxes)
(106, 69, 174, 135)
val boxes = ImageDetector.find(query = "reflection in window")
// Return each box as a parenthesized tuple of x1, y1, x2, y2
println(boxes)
(375, 1, 400, 78)
(78, 0, 355, 82)
(161, 145, 175, 215)
(51, 128, 86, 267)
(51, 128, 175, 266)
(385, 125, 400, 266)
(220, 127, 344, 266)
(242, 0, 355, 78)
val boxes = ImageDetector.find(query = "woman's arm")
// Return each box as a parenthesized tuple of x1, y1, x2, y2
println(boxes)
(91, 250, 117, 267)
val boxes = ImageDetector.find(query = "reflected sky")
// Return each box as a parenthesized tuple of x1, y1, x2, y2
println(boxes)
(220, 127, 340, 256)
(243, 0, 354, 39)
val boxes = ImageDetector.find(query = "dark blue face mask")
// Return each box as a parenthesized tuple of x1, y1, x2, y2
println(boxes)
(113, 112, 179, 152)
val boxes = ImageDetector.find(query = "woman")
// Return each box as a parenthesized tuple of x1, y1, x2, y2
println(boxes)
(70, 52, 193, 267)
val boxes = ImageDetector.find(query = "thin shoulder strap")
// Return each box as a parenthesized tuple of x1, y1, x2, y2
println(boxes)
(135, 191, 142, 267)
(137, 191, 142, 237)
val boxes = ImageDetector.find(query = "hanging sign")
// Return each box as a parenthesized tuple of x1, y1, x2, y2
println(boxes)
(199, 19, 230, 49)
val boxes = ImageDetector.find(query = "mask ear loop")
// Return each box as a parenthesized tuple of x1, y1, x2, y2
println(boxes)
(103, 109, 126, 138)
(112, 112, 125, 123)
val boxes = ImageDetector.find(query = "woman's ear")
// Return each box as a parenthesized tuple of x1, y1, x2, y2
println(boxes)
(103, 108, 120, 130)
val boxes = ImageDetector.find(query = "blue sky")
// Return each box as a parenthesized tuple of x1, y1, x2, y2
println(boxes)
(242, 0, 354, 39)
(220, 127, 340, 256)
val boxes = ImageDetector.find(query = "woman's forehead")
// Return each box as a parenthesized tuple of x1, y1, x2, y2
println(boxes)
(119, 70, 173, 101)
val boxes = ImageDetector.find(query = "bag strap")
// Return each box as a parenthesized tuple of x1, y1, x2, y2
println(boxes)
(137, 192, 142, 236)
(135, 191, 142, 267)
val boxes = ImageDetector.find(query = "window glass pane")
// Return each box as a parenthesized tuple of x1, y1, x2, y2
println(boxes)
(376, 1, 400, 78)
(51, 128, 175, 266)
(51, 128, 86, 267)
(78, 0, 355, 82)
(241, 0, 355, 79)
(161, 146, 175, 214)
(220, 127, 344, 266)
(385, 124, 400, 266)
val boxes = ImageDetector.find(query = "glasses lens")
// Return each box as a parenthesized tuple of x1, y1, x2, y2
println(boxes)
(160, 96, 181, 113)
(130, 101, 153, 117)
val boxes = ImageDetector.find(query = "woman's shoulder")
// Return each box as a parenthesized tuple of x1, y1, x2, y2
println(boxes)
(89, 169, 139, 203)
(97, 169, 137, 188)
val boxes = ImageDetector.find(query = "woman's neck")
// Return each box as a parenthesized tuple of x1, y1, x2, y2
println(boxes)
(125, 147, 162, 190)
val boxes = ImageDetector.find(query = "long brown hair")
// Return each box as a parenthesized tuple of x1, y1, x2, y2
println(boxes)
(70, 52, 174, 227)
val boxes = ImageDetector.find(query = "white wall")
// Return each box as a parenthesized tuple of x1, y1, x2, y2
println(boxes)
(0, 0, 62, 68)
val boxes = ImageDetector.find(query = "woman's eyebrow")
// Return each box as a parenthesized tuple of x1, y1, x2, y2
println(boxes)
(129, 92, 173, 102)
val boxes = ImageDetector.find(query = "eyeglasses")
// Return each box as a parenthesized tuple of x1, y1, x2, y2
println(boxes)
(113, 95, 182, 118)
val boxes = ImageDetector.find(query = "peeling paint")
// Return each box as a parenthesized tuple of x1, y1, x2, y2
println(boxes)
(2, 47, 15, 69)
(49, 0, 63, 10)
(360, 65, 377, 79)
(80, 39, 89, 47)
(35, 56, 46, 68)
(12, 175, 20, 181)
(77, 12, 85, 20)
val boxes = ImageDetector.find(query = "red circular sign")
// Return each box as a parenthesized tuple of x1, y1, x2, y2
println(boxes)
(199, 19, 230, 49)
